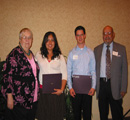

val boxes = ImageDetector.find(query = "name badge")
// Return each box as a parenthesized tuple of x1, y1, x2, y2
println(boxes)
(113, 51, 118, 56)
(73, 55, 78, 60)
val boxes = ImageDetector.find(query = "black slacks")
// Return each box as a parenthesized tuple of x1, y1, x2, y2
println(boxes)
(4, 102, 37, 120)
(98, 78, 123, 120)
(71, 94, 92, 120)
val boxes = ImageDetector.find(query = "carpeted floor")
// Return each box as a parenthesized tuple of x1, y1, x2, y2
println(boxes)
(108, 116, 130, 120)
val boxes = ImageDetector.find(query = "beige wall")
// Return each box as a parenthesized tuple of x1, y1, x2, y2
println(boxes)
(0, 0, 130, 119)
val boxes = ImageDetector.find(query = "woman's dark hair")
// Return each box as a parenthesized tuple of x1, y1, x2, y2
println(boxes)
(40, 31, 61, 60)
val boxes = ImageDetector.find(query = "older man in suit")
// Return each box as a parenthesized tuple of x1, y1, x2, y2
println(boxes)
(94, 25, 128, 120)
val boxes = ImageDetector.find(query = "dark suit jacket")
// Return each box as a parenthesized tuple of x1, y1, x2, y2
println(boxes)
(94, 42, 128, 100)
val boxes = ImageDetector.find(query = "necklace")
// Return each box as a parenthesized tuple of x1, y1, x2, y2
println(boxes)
(19, 42, 31, 56)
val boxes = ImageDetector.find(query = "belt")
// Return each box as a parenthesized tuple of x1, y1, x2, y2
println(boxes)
(100, 77, 110, 82)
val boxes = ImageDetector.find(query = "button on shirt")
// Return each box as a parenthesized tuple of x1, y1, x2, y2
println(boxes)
(100, 42, 113, 78)
(67, 46, 96, 89)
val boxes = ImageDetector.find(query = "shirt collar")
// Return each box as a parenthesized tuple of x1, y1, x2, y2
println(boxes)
(103, 42, 113, 49)
(75, 45, 87, 51)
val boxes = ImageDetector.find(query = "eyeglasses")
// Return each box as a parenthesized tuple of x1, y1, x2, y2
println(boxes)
(103, 32, 112, 35)
(22, 36, 32, 40)
(76, 34, 84, 37)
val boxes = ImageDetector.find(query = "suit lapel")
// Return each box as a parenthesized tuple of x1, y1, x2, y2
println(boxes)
(96, 44, 103, 77)
(111, 42, 117, 70)
(98, 44, 104, 65)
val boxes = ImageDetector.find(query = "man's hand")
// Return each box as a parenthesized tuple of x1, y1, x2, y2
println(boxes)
(88, 88, 95, 96)
(120, 92, 126, 98)
(7, 93, 14, 109)
(70, 88, 76, 98)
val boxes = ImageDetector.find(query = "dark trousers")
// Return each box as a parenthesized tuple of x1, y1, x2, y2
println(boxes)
(98, 78, 123, 120)
(5, 102, 37, 120)
(71, 94, 92, 120)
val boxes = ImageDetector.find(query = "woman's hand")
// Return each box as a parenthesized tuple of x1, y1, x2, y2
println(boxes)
(52, 80, 67, 95)
(52, 89, 63, 96)
(7, 93, 14, 109)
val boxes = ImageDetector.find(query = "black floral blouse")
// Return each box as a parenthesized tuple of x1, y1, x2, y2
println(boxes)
(1, 46, 40, 109)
